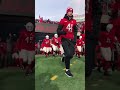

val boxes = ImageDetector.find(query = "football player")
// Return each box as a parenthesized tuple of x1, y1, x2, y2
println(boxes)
(42, 35, 52, 57)
(18, 22, 35, 75)
(57, 7, 78, 77)
(99, 24, 115, 75)
(76, 36, 83, 58)
(51, 34, 62, 56)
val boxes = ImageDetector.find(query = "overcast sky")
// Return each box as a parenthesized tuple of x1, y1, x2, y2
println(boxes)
(35, 0, 85, 21)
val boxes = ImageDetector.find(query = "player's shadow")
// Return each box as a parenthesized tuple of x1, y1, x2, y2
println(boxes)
(36, 73, 59, 90)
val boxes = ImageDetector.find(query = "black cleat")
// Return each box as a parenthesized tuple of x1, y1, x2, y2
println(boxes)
(65, 70, 73, 77)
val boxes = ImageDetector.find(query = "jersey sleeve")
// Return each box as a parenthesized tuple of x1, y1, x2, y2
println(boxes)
(57, 19, 66, 36)
(59, 19, 64, 25)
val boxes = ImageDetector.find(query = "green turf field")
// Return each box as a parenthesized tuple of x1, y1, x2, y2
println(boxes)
(0, 67, 34, 90)
(86, 70, 120, 90)
(35, 55, 85, 90)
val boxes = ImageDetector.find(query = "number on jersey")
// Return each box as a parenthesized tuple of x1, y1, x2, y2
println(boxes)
(25, 37, 33, 44)
(66, 23, 73, 32)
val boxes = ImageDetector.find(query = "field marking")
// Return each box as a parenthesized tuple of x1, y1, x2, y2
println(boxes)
(73, 61, 76, 64)
(50, 75, 58, 81)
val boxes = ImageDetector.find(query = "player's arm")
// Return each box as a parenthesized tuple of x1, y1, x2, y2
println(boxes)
(57, 19, 66, 36)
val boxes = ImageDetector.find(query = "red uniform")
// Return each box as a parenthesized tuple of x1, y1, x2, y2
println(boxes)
(40, 42, 44, 49)
(51, 37, 61, 47)
(42, 39, 51, 47)
(76, 39, 83, 46)
(81, 34, 85, 42)
(59, 18, 77, 40)
(99, 31, 115, 48)
(18, 29, 35, 51)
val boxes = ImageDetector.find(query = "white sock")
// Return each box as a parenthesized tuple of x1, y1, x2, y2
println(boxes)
(66, 69, 69, 71)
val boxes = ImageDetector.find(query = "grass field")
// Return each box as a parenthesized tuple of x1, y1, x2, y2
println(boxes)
(35, 55, 85, 90)
(86, 69, 120, 90)
(0, 67, 34, 90)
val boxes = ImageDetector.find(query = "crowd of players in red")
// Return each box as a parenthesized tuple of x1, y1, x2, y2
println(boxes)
(0, 22, 35, 76)
(1, 0, 120, 77)
(86, 0, 120, 76)
(35, 33, 85, 58)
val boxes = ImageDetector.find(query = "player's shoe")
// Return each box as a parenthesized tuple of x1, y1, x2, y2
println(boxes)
(65, 70, 73, 77)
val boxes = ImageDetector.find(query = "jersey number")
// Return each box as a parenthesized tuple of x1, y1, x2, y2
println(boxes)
(66, 23, 73, 32)
(25, 37, 33, 44)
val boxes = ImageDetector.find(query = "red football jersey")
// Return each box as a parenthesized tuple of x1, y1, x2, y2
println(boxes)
(51, 37, 61, 46)
(76, 39, 83, 46)
(40, 42, 44, 48)
(99, 31, 115, 48)
(59, 18, 77, 40)
(42, 39, 51, 47)
(18, 29, 35, 51)
(81, 34, 85, 42)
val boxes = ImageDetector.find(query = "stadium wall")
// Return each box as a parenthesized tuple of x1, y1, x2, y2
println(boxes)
(35, 22, 58, 33)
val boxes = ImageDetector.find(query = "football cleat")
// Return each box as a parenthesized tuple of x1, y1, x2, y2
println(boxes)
(65, 70, 73, 77)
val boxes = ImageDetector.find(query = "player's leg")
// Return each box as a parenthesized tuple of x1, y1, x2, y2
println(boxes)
(19, 50, 24, 69)
(101, 47, 111, 75)
(43, 47, 47, 56)
(77, 46, 82, 58)
(49, 47, 52, 55)
(59, 45, 64, 56)
(51, 44, 56, 56)
(26, 51, 35, 75)
(20, 49, 28, 69)
(62, 40, 75, 77)
(46, 47, 49, 57)
(14, 53, 19, 67)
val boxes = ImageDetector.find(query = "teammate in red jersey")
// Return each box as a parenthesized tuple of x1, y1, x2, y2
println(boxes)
(76, 36, 83, 58)
(51, 34, 62, 56)
(57, 7, 77, 77)
(18, 22, 35, 75)
(99, 24, 115, 75)
(42, 35, 52, 57)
